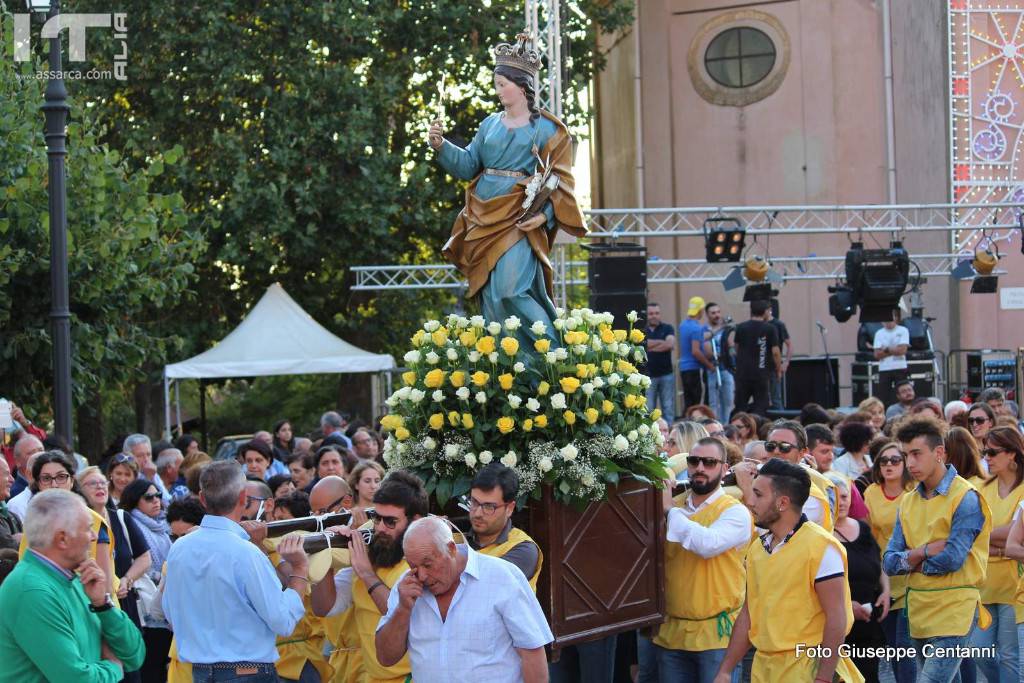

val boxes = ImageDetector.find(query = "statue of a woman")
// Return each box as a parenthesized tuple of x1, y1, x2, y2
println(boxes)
(429, 33, 587, 341)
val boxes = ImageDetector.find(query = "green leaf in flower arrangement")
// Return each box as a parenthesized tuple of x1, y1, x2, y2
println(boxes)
(558, 481, 571, 495)
(604, 471, 620, 486)
(435, 478, 453, 508)
(452, 475, 472, 499)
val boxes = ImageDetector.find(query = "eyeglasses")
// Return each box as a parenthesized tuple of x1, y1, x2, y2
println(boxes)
(468, 498, 508, 515)
(367, 510, 400, 529)
(38, 473, 71, 486)
(686, 455, 725, 468)
(82, 479, 109, 489)
(313, 494, 348, 516)
(968, 417, 990, 425)
(877, 456, 903, 466)
(141, 492, 161, 502)
(764, 441, 798, 454)
(246, 495, 269, 505)
(112, 453, 134, 464)
(983, 448, 1006, 459)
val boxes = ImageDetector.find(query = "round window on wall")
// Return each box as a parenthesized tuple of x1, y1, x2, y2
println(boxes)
(704, 27, 777, 89)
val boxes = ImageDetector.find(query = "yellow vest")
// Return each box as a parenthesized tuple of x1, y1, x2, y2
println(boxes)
(354, 561, 411, 683)
(654, 492, 748, 652)
(325, 607, 364, 683)
(746, 520, 863, 683)
(262, 550, 332, 682)
(475, 526, 543, 590)
(806, 466, 836, 532)
(978, 478, 1024, 605)
(898, 473, 991, 639)
(167, 637, 191, 683)
(863, 483, 910, 609)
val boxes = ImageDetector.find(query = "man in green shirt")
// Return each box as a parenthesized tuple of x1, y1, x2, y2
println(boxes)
(0, 489, 145, 682)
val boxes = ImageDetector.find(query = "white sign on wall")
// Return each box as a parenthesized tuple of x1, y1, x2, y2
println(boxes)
(1000, 287, 1024, 310)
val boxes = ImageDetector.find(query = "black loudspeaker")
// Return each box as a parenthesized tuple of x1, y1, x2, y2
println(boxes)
(785, 357, 840, 409)
(586, 243, 647, 327)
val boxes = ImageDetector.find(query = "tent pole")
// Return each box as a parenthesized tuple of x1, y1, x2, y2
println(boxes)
(200, 380, 208, 453)
(163, 374, 172, 440)
(175, 381, 182, 437)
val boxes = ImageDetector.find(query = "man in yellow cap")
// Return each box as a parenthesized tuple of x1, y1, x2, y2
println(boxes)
(678, 295, 715, 412)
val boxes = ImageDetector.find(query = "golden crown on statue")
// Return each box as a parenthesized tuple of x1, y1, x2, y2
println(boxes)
(493, 32, 541, 78)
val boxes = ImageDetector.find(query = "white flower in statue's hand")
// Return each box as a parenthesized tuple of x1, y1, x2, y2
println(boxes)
(560, 444, 578, 461)
(550, 393, 567, 410)
(508, 394, 523, 409)
(475, 391, 487, 404)
(530, 320, 547, 336)
(526, 398, 541, 412)
(513, 362, 525, 373)
(504, 316, 521, 331)
(614, 435, 629, 452)
(479, 450, 493, 464)
(456, 387, 470, 401)
(487, 321, 502, 335)
(424, 320, 440, 332)
(446, 349, 459, 361)
(425, 351, 440, 365)
(404, 350, 421, 364)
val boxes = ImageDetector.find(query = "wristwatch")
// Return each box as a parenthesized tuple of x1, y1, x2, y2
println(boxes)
(88, 593, 115, 613)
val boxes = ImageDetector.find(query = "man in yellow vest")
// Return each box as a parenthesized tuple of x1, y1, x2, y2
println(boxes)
(656, 437, 752, 682)
(311, 470, 428, 683)
(714, 458, 862, 683)
(882, 416, 991, 681)
(465, 463, 541, 587)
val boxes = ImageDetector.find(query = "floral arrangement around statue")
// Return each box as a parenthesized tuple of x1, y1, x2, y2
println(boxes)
(379, 307, 667, 507)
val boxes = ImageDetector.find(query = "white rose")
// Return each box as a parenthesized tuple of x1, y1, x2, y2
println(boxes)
(545, 352, 557, 364)
(582, 472, 597, 487)
(423, 320, 440, 332)
(633, 349, 644, 362)
(641, 375, 651, 388)
(487, 321, 502, 335)
(582, 383, 595, 396)
(573, 344, 588, 356)
(560, 444, 578, 461)
(500, 451, 517, 467)
(456, 387, 470, 400)
(464, 453, 478, 468)
(628, 430, 639, 442)
(475, 391, 487, 404)
(538, 457, 553, 473)
(395, 387, 411, 400)
(564, 317, 579, 330)
(553, 319, 565, 330)
(403, 350, 421, 364)
(513, 362, 525, 373)
(432, 389, 444, 402)
(555, 307, 566, 317)
(397, 442, 409, 455)
(550, 393, 567, 410)
(638, 424, 650, 436)
(468, 351, 481, 363)
(530, 320, 547, 335)
(608, 373, 622, 386)
(446, 348, 459, 361)
(614, 435, 629, 451)
(526, 398, 541, 412)
(555, 348, 569, 361)
(478, 450, 493, 464)
(444, 444, 460, 458)
(592, 377, 605, 389)
(592, 339, 603, 352)
(409, 389, 426, 403)
(422, 436, 437, 450)
(627, 310, 639, 322)
(470, 315, 485, 328)
(488, 352, 499, 363)
(385, 395, 399, 407)
(508, 394, 522, 409)
(504, 316, 521, 331)
(455, 316, 470, 329)
(655, 432, 665, 446)
(425, 351, 439, 365)
(617, 343, 630, 356)
(627, 373, 643, 387)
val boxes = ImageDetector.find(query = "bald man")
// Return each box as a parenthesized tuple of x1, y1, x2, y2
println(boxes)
(10, 435, 44, 499)
(309, 476, 355, 517)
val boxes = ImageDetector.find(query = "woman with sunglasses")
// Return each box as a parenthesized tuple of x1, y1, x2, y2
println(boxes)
(728, 412, 757, 448)
(108, 452, 140, 505)
(966, 427, 1024, 681)
(862, 442, 916, 682)
(945, 426, 987, 487)
(967, 402, 996, 442)
(121, 478, 174, 682)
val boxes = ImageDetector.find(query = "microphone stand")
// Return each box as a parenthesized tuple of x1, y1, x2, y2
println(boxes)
(818, 323, 836, 408)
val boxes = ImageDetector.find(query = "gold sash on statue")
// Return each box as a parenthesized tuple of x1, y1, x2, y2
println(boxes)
(443, 110, 587, 299)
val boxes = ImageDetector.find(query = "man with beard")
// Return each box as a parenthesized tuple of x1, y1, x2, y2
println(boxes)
(713, 458, 862, 683)
(651, 437, 752, 681)
(465, 464, 541, 587)
(311, 470, 427, 683)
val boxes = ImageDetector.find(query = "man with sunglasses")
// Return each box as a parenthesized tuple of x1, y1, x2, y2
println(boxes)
(242, 479, 275, 522)
(312, 470, 428, 683)
(654, 438, 752, 681)
(465, 464, 541, 587)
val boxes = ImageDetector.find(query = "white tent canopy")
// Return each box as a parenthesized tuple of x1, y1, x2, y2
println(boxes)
(163, 283, 394, 435)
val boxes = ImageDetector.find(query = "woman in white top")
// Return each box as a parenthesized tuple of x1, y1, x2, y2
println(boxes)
(832, 421, 875, 479)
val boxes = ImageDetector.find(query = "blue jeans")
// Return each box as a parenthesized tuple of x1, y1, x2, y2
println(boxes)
(280, 661, 319, 683)
(705, 369, 734, 422)
(653, 644, 738, 683)
(911, 611, 977, 683)
(769, 373, 784, 410)
(549, 634, 617, 683)
(646, 373, 676, 424)
(636, 632, 659, 683)
(968, 603, 1018, 682)
(880, 607, 916, 682)
(192, 663, 280, 683)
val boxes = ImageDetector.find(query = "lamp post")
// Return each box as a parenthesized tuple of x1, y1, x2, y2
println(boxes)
(27, 0, 73, 443)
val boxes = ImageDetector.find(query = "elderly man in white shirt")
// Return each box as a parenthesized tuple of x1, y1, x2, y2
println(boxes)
(376, 516, 553, 683)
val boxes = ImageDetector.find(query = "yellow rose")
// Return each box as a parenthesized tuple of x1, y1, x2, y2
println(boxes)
(537, 381, 550, 396)
(563, 410, 576, 425)
(535, 414, 549, 428)
(428, 413, 444, 430)
(617, 360, 638, 375)
(462, 413, 474, 429)
(448, 411, 460, 426)
(500, 337, 519, 356)
(599, 327, 616, 344)
(534, 339, 551, 353)
(424, 368, 446, 388)
(629, 329, 646, 343)
(411, 330, 426, 347)
(626, 394, 642, 409)
(585, 407, 599, 424)
(523, 418, 534, 432)
(450, 371, 466, 388)
(401, 371, 417, 387)
(395, 427, 411, 441)
(559, 377, 581, 394)
(613, 329, 628, 342)
(623, 394, 635, 409)
(379, 414, 404, 431)
(651, 408, 662, 421)
(475, 335, 496, 355)
(498, 373, 514, 391)
(431, 327, 449, 346)
(496, 416, 515, 434)
(601, 360, 614, 375)
(459, 330, 478, 347)
(563, 331, 580, 345)
(471, 371, 489, 387)
(602, 400, 615, 415)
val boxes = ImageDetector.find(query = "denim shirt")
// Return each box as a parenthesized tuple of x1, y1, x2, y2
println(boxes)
(882, 464, 985, 576)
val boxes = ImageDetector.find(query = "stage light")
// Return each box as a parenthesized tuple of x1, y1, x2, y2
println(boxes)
(828, 284, 857, 323)
(844, 241, 910, 322)
(703, 218, 746, 263)
(740, 255, 777, 302)
(970, 247, 999, 294)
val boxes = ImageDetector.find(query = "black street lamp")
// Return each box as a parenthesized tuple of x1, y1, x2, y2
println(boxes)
(27, 0, 73, 443)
